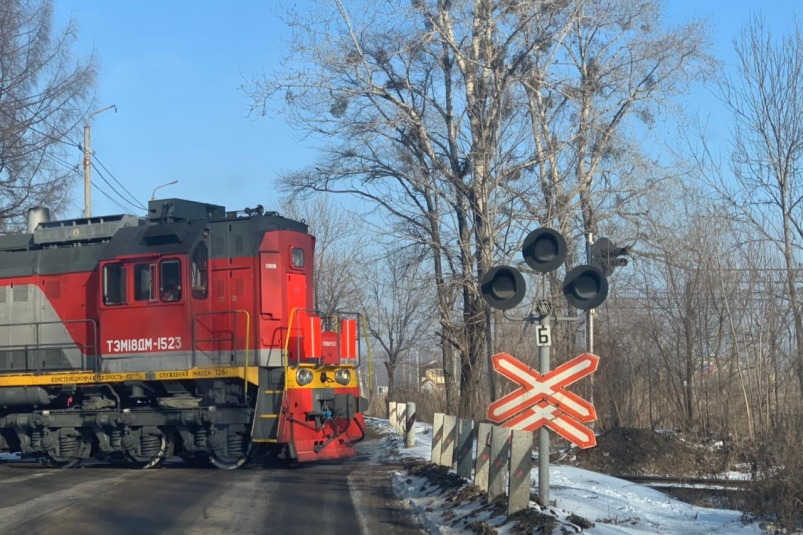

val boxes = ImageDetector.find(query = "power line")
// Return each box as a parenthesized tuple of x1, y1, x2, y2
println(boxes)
(41, 153, 131, 215)
(91, 153, 146, 210)
(91, 181, 131, 214)
(90, 161, 144, 213)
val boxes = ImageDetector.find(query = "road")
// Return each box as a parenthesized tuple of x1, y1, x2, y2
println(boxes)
(0, 441, 424, 535)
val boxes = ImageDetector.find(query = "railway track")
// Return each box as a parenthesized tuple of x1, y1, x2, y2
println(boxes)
(615, 474, 750, 489)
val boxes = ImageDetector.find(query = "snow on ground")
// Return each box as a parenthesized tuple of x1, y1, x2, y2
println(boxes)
(366, 417, 767, 534)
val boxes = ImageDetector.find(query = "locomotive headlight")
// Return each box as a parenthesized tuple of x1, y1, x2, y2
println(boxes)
(335, 369, 351, 385)
(296, 368, 314, 386)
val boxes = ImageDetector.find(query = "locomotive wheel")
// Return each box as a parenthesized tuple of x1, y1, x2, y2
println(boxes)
(42, 435, 90, 469)
(210, 443, 252, 470)
(43, 456, 81, 469)
(126, 434, 171, 469)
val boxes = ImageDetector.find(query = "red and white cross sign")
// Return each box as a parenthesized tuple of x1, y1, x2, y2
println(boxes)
(486, 352, 599, 448)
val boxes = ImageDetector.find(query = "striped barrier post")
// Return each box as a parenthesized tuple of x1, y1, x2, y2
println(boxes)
(508, 429, 533, 515)
(475, 422, 493, 492)
(488, 425, 511, 502)
(389, 401, 397, 432)
(440, 415, 457, 468)
(405, 402, 416, 448)
(431, 413, 444, 465)
(455, 418, 474, 478)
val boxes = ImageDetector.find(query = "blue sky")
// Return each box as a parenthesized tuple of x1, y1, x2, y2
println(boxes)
(51, 0, 801, 219)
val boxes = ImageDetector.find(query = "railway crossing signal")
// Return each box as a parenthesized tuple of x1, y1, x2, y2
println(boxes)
(479, 228, 627, 502)
(480, 266, 526, 310)
(591, 237, 629, 277)
(480, 228, 620, 313)
(486, 352, 599, 449)
(562, 265, 608, 311)
(521, 228, 567, 273)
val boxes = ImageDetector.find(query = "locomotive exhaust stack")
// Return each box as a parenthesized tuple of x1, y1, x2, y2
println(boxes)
(0, 197, 367, 468)
(26, 206, 51, 233)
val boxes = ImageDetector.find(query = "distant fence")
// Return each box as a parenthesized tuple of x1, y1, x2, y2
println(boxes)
(388, 401, 532, 515)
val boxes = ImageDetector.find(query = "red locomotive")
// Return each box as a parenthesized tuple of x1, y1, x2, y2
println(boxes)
(0, 198, 367, 468)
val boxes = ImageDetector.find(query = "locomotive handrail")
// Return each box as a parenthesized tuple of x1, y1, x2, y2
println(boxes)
(283, 307, 309, 368)
(191, 311, 250, 378)
(0, 318, 98, 374)
(234, 309, 251, 394)
(283, 308, 366, 369)
(361, 313, 373, 393)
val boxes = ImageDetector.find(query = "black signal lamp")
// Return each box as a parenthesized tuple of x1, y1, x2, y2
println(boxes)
(522, 228, 567, 273)
(480, 265, 526, 310)
(562, 265, 608, 311)
(591, 237, 629, 277)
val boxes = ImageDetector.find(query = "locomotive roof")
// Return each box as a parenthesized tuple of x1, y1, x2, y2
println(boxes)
(0, 198, 309, 277)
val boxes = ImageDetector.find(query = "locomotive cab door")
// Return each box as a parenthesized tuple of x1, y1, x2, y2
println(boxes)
(98, 255, 190, 373)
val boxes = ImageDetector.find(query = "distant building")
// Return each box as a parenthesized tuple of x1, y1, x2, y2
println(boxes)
(419, 359, 445, 390)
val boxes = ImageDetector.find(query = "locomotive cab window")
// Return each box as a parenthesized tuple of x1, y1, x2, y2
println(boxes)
(160, 259, 182, 302)
(103, 264, 127, 305)
(291, 247, 305, 268)
(191, 242, 208, 299)
(134, 264, 156, 301)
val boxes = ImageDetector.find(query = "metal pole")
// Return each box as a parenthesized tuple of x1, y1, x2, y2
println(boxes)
(415, 349, 420, 391)
(83, 104, 117, 217)
(586, 233, 595, 413)
(586, 232, 593, 354)
(83, 123, 91, 217)
(538, 314, 551, 504)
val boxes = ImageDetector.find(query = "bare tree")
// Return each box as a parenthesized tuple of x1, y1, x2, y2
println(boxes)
(362, 250, 434, 402)
(0, 0, 97, 226)
(713, 16, 803, 400)
(246, 0, 712, 417)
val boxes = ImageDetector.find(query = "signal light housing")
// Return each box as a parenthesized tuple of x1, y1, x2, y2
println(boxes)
(591, 237, 629, 277)
(480, 265, 526, 310)
(562, 265, 608, 311)
(522, 228, 567, 273)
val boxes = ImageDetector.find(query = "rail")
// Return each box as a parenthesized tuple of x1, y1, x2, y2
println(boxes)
(612, 474, 750, 489)
(0, 319, 98, 373)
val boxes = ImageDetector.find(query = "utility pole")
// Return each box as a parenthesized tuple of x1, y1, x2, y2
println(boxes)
(415, 348, 420, 391)
(83, 105, 117, 217)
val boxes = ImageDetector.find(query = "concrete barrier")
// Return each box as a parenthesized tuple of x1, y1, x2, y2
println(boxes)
(389, 401, 397, 432)
(440, 415, 457, 468)
(397, 403, 407, 434)
(431, 413, 444, 465)
(508, 429, 533, 515)
(488, 425, 511, 502)
(455, 418, 474, 478)
(405, 402, 416, 447)
(474, 422, 493, 492)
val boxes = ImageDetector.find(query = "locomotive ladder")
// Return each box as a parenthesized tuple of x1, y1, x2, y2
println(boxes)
(251, 367, 284, 442)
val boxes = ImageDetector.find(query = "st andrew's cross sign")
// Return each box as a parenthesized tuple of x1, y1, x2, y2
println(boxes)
(487, 352, 599, 449)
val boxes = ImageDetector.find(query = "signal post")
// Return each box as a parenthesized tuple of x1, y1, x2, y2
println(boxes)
(480, 227, 628, 504)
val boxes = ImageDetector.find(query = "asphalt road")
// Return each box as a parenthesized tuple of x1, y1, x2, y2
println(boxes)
(0, 441, 425, 535)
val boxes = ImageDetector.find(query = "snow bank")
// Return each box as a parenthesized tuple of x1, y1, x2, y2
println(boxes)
(366, 417, 767, 534)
